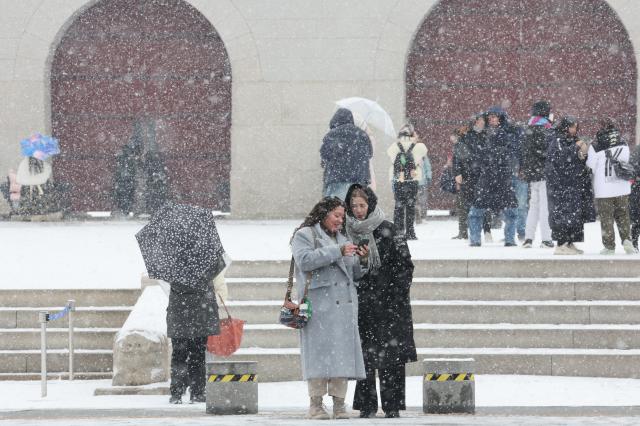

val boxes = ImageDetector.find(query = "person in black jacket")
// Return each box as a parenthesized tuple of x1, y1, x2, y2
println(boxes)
(545, 116, 595, 255)
(320, 109, 373, 200)
(520, 101, 554, 248)
(345, 183, 417, 419)
(452, 114, 492, 240)
(468, 109, 519, 246)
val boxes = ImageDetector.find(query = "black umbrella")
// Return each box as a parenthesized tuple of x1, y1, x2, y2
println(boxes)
(136, 203, 225, 292)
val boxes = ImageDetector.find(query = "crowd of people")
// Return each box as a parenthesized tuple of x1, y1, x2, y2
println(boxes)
(450, 100, 639, 255)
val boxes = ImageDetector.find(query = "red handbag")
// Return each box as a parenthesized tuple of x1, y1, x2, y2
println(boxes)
(207, 294, 245, 356)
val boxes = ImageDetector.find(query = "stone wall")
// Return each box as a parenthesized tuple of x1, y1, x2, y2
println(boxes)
(0, 0, 638, 218)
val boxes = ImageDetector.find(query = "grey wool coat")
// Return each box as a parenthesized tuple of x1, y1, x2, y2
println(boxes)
(291, 223, 367, 381)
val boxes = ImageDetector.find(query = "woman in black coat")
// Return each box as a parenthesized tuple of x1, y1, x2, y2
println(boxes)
(545, 116, 595, 254)
(345, 183, 417, 418)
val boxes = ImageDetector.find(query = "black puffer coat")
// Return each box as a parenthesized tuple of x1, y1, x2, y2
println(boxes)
(453, 127, 485, 200)
(472, 118, 517, 211)
(320, 108, 373, 186)
(545, 127, 596, 242)
(345, 184, 417, 368)
(521, 124, 554, 182)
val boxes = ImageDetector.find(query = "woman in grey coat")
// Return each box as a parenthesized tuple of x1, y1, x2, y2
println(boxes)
(291, 196, 368, 419)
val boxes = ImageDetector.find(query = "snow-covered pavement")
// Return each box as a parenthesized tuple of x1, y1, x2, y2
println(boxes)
(3, 375, 640, 424)
(1, 218, 637, 289)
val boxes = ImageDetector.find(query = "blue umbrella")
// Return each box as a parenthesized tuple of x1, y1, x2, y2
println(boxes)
(20, 133, 60, 160)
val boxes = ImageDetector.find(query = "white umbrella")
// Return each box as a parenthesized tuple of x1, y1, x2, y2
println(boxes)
(335, 97, 396, 138)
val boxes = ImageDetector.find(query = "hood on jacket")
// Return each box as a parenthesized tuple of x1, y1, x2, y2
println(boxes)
(594, 119, 625, 152)
(485, 105, 509, 127)
(531, 100, 551, 119)
(345, 183, 378, 218)
(556, 116, 579, 136)
(330, 108, 355, 129)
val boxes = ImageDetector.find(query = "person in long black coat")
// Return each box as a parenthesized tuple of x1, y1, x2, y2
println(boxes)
(468, 109, 519, 246)
(167, 278, 220, 403)
(345, 183, 417, 419)
(545, 116, 595, 254)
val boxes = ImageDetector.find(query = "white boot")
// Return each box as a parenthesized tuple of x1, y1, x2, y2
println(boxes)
(308, 396, 330, 420)
(332, 396, 350, 419)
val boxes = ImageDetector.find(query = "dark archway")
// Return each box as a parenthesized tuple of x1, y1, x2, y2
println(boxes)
(406, 0, 637, 209)
(51, 0, 232, 212)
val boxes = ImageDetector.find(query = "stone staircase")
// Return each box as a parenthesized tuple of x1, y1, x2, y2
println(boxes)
(0, 289, 138, 380)
(3, 258, 640, 381)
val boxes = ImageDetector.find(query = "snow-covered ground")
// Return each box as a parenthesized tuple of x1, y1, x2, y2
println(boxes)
(3, 375, 640, 424)
(1, 218, 637, 289)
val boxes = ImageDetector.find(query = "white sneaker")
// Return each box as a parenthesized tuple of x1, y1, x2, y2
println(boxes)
(554, 243, 577, 255)
(623, 239, 638, 254)
(484, 232, 493, 243)
(568, 243, 584, 254)
(600, 247, 615, 255)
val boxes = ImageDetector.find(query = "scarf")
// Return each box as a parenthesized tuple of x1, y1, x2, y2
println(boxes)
(528, 116, 552, 128)
(345, 206, 385, 271)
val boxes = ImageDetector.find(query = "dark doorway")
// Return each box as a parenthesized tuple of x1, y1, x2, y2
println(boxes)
(406, 0, 636, 209)
(51, 0, 232, 212)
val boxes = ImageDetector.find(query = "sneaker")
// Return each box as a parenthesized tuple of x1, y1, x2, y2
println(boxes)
(451, 234, 467, 240)
(522, 239, 533, 248)
(359, 411, 376, 418)
(568, 243, 584, 254)
(623, 239, 638, 254)
(470, 242, 481, 247)
(504, 242, 517, 247)
(484, 232, 493, 243)
(600, 247, 615, 255)
(555, 243, 577, 255)
(169, 395, 182, 404)
(541, 240, 554, 248)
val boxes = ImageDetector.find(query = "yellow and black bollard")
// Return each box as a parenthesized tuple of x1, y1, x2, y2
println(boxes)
(423, 358, 475, 414)
(206, 361, 258, 415)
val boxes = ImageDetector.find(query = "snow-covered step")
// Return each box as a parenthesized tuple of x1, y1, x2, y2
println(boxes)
(239, 323, 640, 350)
(0, 328, 118, 350)
(226, 277, 640, 301)
(222, 300, 640, 325)
(219, 348, 640, 381)
(0, 289, 140, 308)
(0, 349, 112, 374)
(0, 307, 132, 328)
(226, 258, 640, 278)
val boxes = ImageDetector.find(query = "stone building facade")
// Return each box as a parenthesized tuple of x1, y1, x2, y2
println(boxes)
(0, 0, 638, 218)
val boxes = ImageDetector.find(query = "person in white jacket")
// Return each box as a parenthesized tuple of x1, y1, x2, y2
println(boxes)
(586, 119, 636, 254)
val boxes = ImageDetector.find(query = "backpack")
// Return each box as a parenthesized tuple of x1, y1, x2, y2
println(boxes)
(605, 149, 636, 180)
(393, 142, 416, 182)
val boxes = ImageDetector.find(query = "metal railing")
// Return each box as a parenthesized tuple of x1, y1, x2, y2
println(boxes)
(39, 299, 76, 397)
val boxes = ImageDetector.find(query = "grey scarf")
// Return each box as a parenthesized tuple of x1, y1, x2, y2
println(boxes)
(345, 206, 385, 271)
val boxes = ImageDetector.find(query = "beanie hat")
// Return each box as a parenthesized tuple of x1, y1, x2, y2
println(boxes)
(531, 100, 551, 118)
(398, 123, 415, 138)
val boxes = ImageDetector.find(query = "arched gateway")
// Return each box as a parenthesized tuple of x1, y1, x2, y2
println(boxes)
(50, 0, 232, 212)
(406, 0, 637, 209)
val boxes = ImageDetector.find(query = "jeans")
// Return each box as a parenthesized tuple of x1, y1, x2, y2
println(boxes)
(513, 177, 528, 238)
(323, 182, 352, 201)
(469, 206, 517, 245)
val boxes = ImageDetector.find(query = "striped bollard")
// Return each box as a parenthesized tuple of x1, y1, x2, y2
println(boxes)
(423, 358, 475, 414)
(206, 361, 258, 415)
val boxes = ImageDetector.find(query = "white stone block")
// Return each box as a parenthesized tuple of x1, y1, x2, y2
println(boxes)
(235, 0, 323, 21)
(373, 50, 407, 80)
(0, 39, 19, 60)
(229, 55, 263, 82)
(321, 0, 394, 19)
(112, 285, 170, 387)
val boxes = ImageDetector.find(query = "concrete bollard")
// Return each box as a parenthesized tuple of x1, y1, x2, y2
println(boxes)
(423, 358, 475, 414)
(206, 361, 258, 415)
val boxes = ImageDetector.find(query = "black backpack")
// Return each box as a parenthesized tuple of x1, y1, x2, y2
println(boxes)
(393, 142, 416, 181)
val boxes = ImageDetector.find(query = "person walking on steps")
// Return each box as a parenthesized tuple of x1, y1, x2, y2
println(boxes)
(387, 123, 427, 240)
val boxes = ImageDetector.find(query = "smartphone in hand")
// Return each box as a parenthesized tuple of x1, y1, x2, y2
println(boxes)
(357, 238, 369, 248)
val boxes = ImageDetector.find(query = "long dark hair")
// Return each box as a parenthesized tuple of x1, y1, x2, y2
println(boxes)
(291, 196, 345, 242)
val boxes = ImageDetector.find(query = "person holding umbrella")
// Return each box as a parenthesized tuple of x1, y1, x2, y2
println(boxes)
(290, 196, 368, 419)
(345, 184, 416, 419)
(136, 203, 226, 404)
